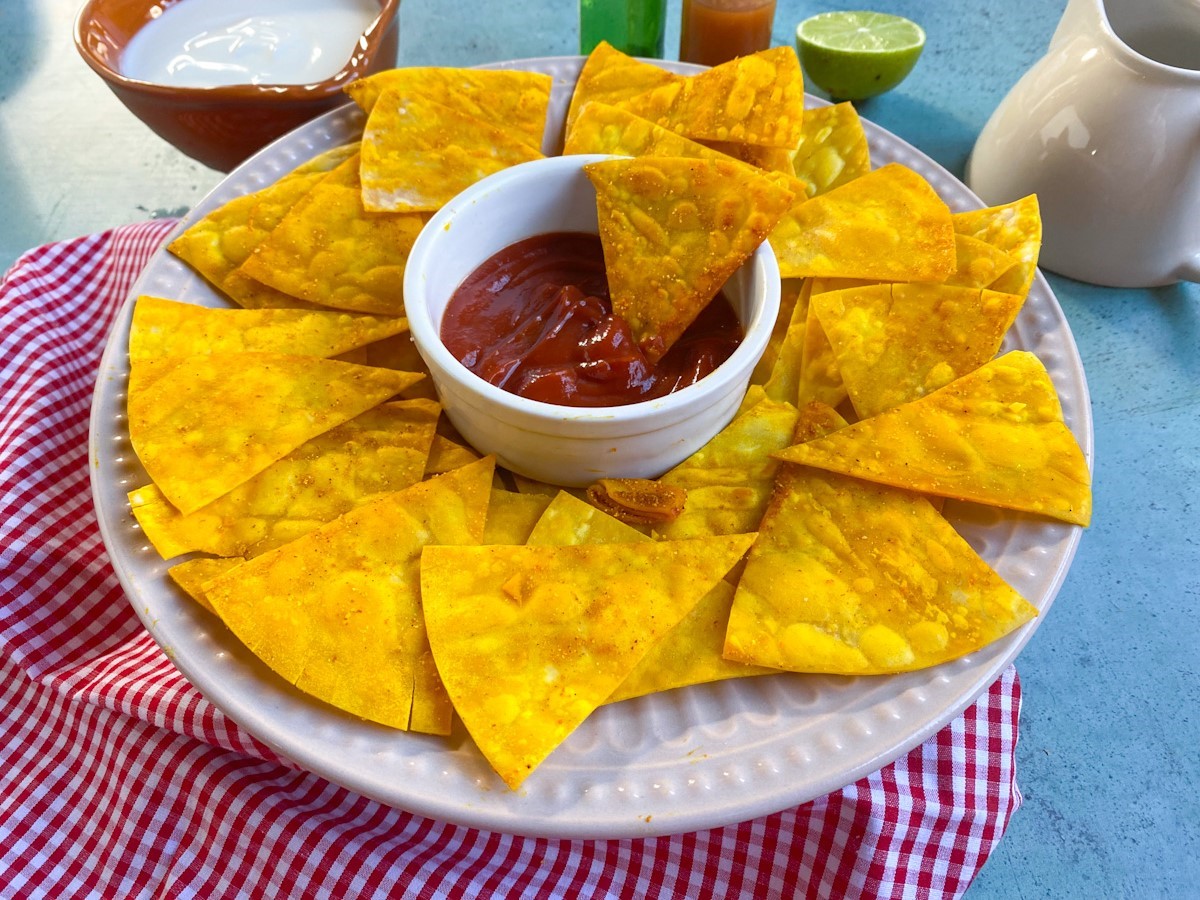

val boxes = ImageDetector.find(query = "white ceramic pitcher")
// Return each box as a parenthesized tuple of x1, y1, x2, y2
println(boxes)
(966, 0, 1200, 287)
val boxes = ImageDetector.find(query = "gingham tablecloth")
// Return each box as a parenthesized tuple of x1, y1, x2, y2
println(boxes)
(0, 220, 1023, 900)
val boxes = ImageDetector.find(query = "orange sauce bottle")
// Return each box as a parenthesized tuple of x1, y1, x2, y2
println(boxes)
(679, 0, 776, 66)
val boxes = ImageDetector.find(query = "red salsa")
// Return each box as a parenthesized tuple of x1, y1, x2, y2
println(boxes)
(440, 232, 743, 408)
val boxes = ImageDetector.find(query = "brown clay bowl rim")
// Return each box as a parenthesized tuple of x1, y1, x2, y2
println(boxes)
(74, 0, 400, 103)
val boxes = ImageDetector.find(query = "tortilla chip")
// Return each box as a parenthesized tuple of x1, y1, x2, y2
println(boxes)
(791, 102, 871, 197)
(751, 278, 807, 386)
(565, 102, 810, 210)
(953, 195, 1042, 297)
(130, 400, 439, 559)
(204, 456, 495, 734)
(774, 351, 1092, 525)
(345, 67, 552, 151)
(128, 351, 423, 515)
(424, 434, 482, 476)
(483, 489, 553, 545)
(167, 556, 243, 615)
(359, 90, 544, 213)
(947, 234, 1019, 289)
(584, 478, 686, 527)
(618, 47, 805, 149)
(239, 155, 426, 316)
(770, 163, 956, 281)
(168, 142, 360, 310)
(565, 41, 682, 134)
(526, 490, 647, 547)
(761, 281, 811, 405)
(525, 492, 772, 703)
(700, 140, 797, 174)
(812, 283, 1026, 418)
(585, 155, 794, 361)
(796, 284, 850, 409)
(726, 404, 1038, 674)
(420, 532, 756, 788)
(129, 295, 408, 393)
(657, 396, 800, 539)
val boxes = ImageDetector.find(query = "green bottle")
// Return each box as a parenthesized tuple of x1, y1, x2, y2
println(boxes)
(580, 0, 667, 58)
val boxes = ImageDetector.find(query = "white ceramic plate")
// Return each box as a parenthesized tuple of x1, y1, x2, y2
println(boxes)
(90, 57, 1093, 839)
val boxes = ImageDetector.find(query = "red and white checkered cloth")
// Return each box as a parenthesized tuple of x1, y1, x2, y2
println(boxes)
(0, 221, 1023, 899)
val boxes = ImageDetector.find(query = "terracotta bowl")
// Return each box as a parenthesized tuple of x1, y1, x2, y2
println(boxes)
(74, 0, 400, 172)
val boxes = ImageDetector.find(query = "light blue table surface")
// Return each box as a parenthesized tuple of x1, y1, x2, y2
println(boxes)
(3, 1, 1196, 896)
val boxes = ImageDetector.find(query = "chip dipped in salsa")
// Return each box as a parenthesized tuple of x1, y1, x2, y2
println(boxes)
(440, 233, 743, 407)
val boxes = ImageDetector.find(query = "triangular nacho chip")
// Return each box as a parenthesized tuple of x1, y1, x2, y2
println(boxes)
(359, 90, 544, 213)
(527, 492, 773, 702)
(797, 282, 851, 409)
(657, 396, 800, 539)
(129, 295, 408, 392)
(239, 155, 426, 315)
(483, 489, 553, 545)
(770, 163, 956, 281)
(167, 556, 243, 616)
(424, 434, 482, 476)
(774, 351, 1092, 525)
(791, 101, 871, 197)
(726, 403, 1039, 674)
(204, 457, 495, 733)
(345, 67, 552, 151)
(953, 195, 1042, 297)
(585, 155, 794, 361)
(128, 352, 423, 515)
(618, 47, 805, 149)
(812, 283, 1025, 417)
(130, 400, 439, 559)
(565, 41, 682, 134)
(761, 280, 811, 405)
(946, 234, 1019, 289)
(168, 142, 360, 311)
(751, 278, 807, 386)
(565, 101, 810, 214)
(420, 532, 756, 788)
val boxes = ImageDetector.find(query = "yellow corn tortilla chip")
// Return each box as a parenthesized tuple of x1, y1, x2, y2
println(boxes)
(812, 283, 1026, 418)
(774, 351, 1092, 525)
(700, 140, 797, 174)
(565, 102, 811, 208)
(618, 47, 805, 149)
(585, 155, 794, 361)
(420, 532, 756, 788)
(751, 278, 807, 386)
(168, 142, 359, 311)
(130, 400, 440, 559)
(565, 41, 682, 134)
(791, 102, 871, 197)
(204, 456, 495, 734)
(761, 280, 811, 405)
(167, 556, 243, 615)
(359, 90, 544, 213)
(345, 67, 552, 151)
(424, 434, 482, 476)
(797, 281, 850, 409)
(947, 234, 1019, 289)
(657, 395, 800, 539)
(527, 492, 772, 702)
(128, 351, 423, 515)
(483, 489, 553, 545)
(128, 295, 409, 392)
(953, 195, 1042, 297)
(726, 403, 1038, 674)
(239, 155, 426, 315)
(770, 163, 956, 281)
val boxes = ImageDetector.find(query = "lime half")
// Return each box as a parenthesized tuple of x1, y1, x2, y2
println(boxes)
(796, 11, 926, 101)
